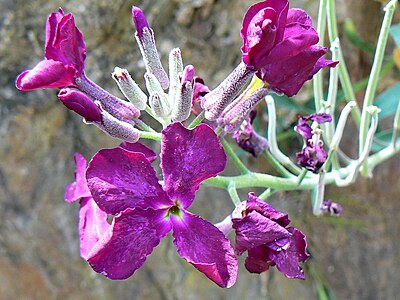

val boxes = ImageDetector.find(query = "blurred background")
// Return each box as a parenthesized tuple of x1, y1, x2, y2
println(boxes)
(1, 0, 400, 299)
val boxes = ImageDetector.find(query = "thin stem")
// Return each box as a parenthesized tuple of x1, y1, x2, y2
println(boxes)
(134, 118, 157, 132)
(296, 169, 308, 186)
(221, 138, 250, 174)
(312, 173, 326, 216)
(265, 96, 302, 175)
(359, 0, 397, 176)
(313, 0, 328, 112)
(139, 131, 162, 142)
(391, 100, 400, 147)
(227, 182, 241, 206)
(263, 150, 294, 178)
(188, 111, 205, 129)
(258, 188, 273, 200)
(326, 0, 361, 126)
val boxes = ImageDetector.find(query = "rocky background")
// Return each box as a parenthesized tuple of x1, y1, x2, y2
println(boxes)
(1, 0, 399, 299)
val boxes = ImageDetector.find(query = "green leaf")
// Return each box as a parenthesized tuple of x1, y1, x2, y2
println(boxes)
(374, 83, 400, 118)
(390, 24, 400, 48)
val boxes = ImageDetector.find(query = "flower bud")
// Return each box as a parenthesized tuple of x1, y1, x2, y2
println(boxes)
(203, 62, 254, 121)
(98, 109, 140, 142)
(112, 67, 147, 110)
(149, 92, 168, 119)
(132, 6, 169, 90)
(58, 88, 101, 123)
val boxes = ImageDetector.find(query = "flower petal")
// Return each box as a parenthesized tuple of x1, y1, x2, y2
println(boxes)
(46, 9, 86, 73)
(161, 123, 226, 209)
(269, 227, 309, 279)
(119, 141, 157, 162)
(79, 197, 109, 260)
(16, 59, 76, 91)
(247, 193, 290, 227)
(171, 211, 238, 288)
(87, 147, 171, 215)
(65, 153, 91, 202)
(232, 210, 291, 255)
(244, 245, 275, 273)
(87, 208, 172, 280)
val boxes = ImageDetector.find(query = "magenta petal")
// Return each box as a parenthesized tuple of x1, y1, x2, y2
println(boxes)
(87, 147, 171, 215)
(65, 153, 91, 203)
(16, 59, 76, 91)
(79, 197, 109, 260)
(286, 8, 313, 26)
(87, 208, 172, 280)
(269, 227, 309, 279)
(247, 193, 290, 227)
(244, 245, 275, 273)
(232, 210, 291, 255)
(161, 123, 226, 209)
(171, 211, 238, 288)
(119, 142, 157, 162)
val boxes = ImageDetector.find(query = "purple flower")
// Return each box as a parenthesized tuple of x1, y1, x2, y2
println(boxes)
(295, 113, 332, 173)
(232, 193, 309, 279)
(65, 145, 158, 259)
(16, 8, 86, 90)
(84, 123, 237, 287)
(241, 1, 338, 96)
(232, 110, 268, 157)
(321, 199, 343, 216)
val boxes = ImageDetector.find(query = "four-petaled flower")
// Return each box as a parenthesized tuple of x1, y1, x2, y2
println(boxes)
(241, 0, 338, 96)
(80, 123, 237, 288)
(16, 8, 86, 90)
(232, 193, 309, 279)
(295, 113, 332, 173)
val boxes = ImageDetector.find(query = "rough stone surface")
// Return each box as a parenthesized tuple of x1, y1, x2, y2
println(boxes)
(1, 0, 400, 299)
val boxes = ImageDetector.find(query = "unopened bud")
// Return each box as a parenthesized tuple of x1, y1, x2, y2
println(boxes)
(112, 67, 147, 110)
(75, 76, 140, 120)
(132, 6, 169, 90)
(171, 81, 194, 122)
(98, 109, 140, 142)
(220, 87, 269, 132)
(149, 92, 168, 119)
(168, 48, 183, 108)
(203, 61, 254, 121)
(58, 88, 102, 123)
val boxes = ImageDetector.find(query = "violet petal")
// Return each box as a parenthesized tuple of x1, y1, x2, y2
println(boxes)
(87, 208, 172, 280)
(269, 227, 309, 279)
(247, 193, 290, 227)
(65, 153, 91, 203)
(79, 197, 109, 260)
(232, 210, 291, 255)
(119, 141, 157, 162)
(87, 147, 172, 215)
(161, 123, 226, 209)
(16, 59, 76, 91)
(244, 245, 275, 274)
(171, 211, 238, 288)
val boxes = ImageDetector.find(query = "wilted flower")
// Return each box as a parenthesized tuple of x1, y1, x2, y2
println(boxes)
(16, 8, 86, 90)
(295, 113, 332, 173)
(84, 123, 237, 288)
(232, 110, 268, 157)
(321, 199, 343, 216)
(241, 0, 338, 96)
(232, 193, 309, 279)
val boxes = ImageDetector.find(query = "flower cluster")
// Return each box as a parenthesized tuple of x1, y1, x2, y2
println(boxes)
(17, 0, 340, 288)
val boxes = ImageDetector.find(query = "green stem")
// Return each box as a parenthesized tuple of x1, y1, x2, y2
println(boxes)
(188, 111, 205, 129)
(221, 138, 250, 174)
(227, 182, 241, 205)
(326, 0, 361, 126)
(134, 118, 157, 132)
(313, 0, 328, 112)
(263, 150, 294, 178)
(359, 0, 397, 176)
(258, 188, 273, 200)
(139, 131, 162, 142)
